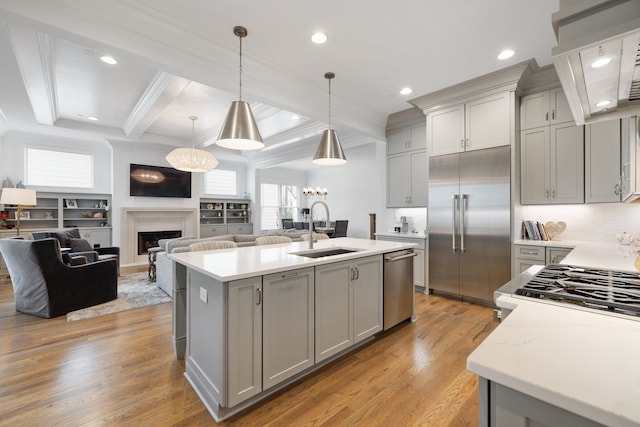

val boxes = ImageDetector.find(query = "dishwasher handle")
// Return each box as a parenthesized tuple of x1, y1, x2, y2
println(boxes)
(384, 252, 417, 262)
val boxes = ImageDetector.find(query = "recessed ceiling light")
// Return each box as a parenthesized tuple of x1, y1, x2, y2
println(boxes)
(87, 116, 99, 121)
(311, 32, 327, 44)
(497, 49, 515, 60)
(596, 100, 612, 107)
(100, 55, 118, 65)
(400, 87, 413, 95)
(591, 57, 612, 68)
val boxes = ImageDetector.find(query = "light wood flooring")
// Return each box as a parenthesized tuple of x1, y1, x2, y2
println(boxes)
(0, 276, 497, 426)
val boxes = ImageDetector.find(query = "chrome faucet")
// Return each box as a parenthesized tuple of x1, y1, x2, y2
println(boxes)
(308, 200, 330, 249)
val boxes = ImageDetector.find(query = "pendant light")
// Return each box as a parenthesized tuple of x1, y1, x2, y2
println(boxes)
(166, 116, 219, 172)
(217, 26, 264, 151)
(313, 72, 347, 165)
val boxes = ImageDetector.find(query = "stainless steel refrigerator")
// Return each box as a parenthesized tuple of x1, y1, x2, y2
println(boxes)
(428, 145, 511, 303)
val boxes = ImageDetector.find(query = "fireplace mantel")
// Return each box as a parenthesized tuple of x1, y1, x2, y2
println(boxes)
(122, 207, 198, 265)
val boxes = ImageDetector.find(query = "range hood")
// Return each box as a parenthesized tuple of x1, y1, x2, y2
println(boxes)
(552, 0, 640, 125)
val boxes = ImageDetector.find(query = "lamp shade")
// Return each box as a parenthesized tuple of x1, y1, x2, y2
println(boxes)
(312, 129, 347, 165)
(165, 148, 219, 173)
(0, 187, 37, 205)
(216, 101, 264, 150)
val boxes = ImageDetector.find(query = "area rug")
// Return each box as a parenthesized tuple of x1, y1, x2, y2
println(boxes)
(67, 272, 171, 322)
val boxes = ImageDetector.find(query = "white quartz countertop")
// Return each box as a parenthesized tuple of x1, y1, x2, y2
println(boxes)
(467, 294, 640, 426)
(375, 231, 427, 240)
(169, 237, 416, 282)
(515, 239, 640, 272)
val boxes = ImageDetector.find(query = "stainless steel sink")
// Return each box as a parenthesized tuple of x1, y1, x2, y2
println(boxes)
(290, 247, 361, 258)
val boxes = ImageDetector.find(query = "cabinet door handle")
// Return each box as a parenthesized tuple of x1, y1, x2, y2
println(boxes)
(551, 189, 556, 199)
(280, 272, 300, 278)
(614, 182, 622, 195)
(545, 190, 550, 199)
(355, 267, 360, 280)
(256, 288, 262, 306)
(545, 111, 549, 121)
(551, 109, 555, 120)
(466, 138, 470, 148)
(460, 139, 465, 149)
(350, 268, 355, 281)
(522, 250, 539, 255)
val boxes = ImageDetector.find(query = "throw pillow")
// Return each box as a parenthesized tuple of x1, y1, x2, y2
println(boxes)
(68, 238, 93, 252)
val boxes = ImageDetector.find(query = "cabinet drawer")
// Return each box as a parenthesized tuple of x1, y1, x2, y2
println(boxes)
(514, 245, 545, 261)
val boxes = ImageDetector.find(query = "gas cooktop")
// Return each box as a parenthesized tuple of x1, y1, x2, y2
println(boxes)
(514, 264, 640, 318)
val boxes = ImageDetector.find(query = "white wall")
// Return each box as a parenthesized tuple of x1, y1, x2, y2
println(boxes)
(306, 142, 387, 239)
(517, 203, 640, 244)
(0, 131, 112, 194)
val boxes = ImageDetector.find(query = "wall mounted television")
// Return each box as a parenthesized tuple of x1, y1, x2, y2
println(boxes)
(129, 164, 192, 198)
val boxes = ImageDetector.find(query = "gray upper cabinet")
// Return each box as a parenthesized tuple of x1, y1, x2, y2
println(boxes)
(386, 123, 426, 155)
(386, 122, 427, 208)
(520, 88, 584, 205)
(427, 91, 511, 156)
(585, 119, 622, 203)
(521, 123, 584, 204)
(520, 88, 573, 130)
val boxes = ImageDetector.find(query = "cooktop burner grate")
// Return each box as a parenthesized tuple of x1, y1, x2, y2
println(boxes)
(515, 264, 640, 317)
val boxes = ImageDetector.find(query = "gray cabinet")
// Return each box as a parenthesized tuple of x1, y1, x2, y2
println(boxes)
(352, 255, 383, 342)
(199, 199, 252, 237)
(481, 378, 604, 427)
(386, 150, 427, 207)
(520, 88, 573, 130)
(514, 244, 572, 275)
(520, 123, 584, 204)
(227, 277, 262, 406)
(585, 119, 622, 203)
(262, 267, 314, 389)
(427, 91, 511, 156)
(315, 255, 383, 362)
(387, 123, 426, 155)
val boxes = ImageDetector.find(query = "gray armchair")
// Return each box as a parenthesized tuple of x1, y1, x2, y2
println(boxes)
(0, 238, 118, 318)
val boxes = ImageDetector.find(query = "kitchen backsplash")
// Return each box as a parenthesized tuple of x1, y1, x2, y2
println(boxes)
(516, 203, 640, 243)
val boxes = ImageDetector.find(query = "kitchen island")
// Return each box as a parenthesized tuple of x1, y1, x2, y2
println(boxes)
(169, 237, 416, 421)
(468, 241, 640, 426)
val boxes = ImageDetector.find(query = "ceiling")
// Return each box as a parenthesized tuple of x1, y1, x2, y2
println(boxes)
(0, 0, 560, 169)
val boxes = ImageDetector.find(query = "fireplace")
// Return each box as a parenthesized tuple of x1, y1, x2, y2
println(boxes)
(138, 230, 181, 255)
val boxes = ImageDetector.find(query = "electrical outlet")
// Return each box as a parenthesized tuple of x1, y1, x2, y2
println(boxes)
(200, 287, 208, 303)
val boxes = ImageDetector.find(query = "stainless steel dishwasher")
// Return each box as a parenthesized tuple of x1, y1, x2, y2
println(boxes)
(383, 249, 416, 330)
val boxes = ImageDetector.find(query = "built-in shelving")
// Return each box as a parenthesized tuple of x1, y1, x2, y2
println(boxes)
(199, 198, 252, 237)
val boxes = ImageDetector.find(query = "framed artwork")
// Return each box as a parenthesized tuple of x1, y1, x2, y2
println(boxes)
(65, 199, 78, 208)
(15, 210, 30, 220)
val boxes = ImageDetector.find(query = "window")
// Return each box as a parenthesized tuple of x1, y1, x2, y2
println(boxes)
(26, 148, 93, 188)
(260, 183, 299, 230)
(204, 169, 237, 196)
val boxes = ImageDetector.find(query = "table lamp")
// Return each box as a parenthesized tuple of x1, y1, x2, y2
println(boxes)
(1, 188, 37, 237)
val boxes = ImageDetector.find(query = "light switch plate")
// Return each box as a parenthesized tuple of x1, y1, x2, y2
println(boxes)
(199, 287, 208, 303)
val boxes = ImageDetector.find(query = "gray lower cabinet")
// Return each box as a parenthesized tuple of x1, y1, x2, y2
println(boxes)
(262, 267, 315, 389)
(480, 378, 604, 427)
(514, 244, 573, 275)
(315, 255, 383, 363)
(227, 276, 262, 406)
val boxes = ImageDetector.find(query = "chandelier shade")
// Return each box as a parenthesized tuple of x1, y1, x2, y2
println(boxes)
(166, 116, 219, 173)
(312, 72, 347, 165)
(216, 26, 264, 151)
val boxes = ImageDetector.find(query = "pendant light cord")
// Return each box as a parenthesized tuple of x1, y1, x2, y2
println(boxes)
(328, 77, 332, 130)
(239, 34, 243, 101)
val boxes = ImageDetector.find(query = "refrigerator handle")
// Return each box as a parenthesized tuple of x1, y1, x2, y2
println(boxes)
(460, 194, 468, 253)
(452, 195, 459, 253)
